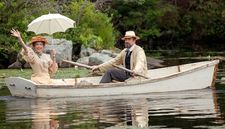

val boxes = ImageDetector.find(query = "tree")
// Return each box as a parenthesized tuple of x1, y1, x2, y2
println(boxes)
(0, 0, 56, 68)
(107, 0, 173, 49)
(61, 0, 116, 50)
(164, 0, 225, 50)
(107, 0, 225, 50)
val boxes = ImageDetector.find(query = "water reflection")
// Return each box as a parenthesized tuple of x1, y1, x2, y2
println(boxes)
(3, 88, 225, 129)
(6, 98, 60, 129)
(130, 99, 149, 128)
(31, 99, 59, 129)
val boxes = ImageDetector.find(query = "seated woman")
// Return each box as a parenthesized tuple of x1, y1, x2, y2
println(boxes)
(11, 29, 58, 84)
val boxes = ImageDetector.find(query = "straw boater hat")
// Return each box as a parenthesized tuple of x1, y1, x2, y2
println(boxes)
(121, 31, 140, 40)
(30, 36, 48, 45)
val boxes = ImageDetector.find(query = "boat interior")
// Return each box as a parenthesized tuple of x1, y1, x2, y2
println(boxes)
(44, 60, 216, 86)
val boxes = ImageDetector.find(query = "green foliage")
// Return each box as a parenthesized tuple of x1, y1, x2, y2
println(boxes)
(2, 0, 225, 68)
(79, 34, 103, 50)
(108, 0, 225, 50)
(181, 0, 225, 40)
(61, 0, 116, 49)
(0, 0, 56, 68)
(109, 0, 168, 41)
(0, 0, 116, 68)
(163, 0, 225, 47)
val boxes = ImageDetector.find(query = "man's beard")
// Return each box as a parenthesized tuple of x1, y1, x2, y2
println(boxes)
(125, 42, 132, 48)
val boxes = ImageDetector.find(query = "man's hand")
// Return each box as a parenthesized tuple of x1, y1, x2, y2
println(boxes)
(130, 70, 136, 77)
(91, 65, 100, 72)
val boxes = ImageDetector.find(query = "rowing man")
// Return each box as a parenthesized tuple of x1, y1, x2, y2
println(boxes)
(92, 31, 148, 83)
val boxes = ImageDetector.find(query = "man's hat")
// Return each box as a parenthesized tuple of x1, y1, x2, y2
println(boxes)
(30, 36, 48, 45)
(121, 31, 140, 40)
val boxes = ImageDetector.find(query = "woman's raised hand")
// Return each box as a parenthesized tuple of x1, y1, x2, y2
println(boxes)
(10, 29, 21, 38)
(10, 28, 28, 52)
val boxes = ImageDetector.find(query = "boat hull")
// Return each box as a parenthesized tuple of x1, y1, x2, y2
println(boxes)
(5, 60, 219, 98)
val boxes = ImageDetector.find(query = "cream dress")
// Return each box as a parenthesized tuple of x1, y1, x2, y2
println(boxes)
(21, 47, 57, 84)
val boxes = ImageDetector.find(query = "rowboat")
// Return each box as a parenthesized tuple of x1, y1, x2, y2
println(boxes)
(5, 60, 219, 98)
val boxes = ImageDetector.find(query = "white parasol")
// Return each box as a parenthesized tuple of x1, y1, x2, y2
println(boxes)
(28, 13, 75, 35)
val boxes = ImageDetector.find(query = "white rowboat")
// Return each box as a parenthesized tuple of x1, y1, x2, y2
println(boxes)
(5, 60, 219, 98)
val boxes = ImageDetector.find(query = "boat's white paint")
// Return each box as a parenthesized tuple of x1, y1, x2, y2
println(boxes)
(5, 60, 219, 98)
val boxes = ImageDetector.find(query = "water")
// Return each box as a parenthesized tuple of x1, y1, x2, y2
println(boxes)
(1, 88, 225, 129)
(1, 59, 225, 129)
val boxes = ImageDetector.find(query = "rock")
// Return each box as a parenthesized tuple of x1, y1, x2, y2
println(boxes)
(76, 57, 89, 65)
(75, 50, 164, 69)
(8, 51, 30, 69)
(147, 57, 164, 63)
(44, 36, 73, 65)
(146, 57, 164, 69)
(8, 61, 22, 69)
(79, 46, 97, 58)
(112, 53, 119, 57)
(101, 49, 118, 57)
(89, 53, 113, 65)
(8, 61, 31, 69)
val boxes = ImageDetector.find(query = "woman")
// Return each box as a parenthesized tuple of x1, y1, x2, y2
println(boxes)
(10, 29, 58, 84)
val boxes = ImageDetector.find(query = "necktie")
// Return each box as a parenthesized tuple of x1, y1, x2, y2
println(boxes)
(126, 49, 130, 57)
(125, 49, 131, 69)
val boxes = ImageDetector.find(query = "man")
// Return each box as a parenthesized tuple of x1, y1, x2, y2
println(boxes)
(92, 31, 148, 83)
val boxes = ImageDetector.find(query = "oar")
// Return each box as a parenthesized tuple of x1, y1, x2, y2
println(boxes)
(62, 59, 92, 69)
(62, 60, 149, 79)
(112, 64, 149, 79)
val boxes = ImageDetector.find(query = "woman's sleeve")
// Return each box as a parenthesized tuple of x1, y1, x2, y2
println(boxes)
(20, 47, 36, 64)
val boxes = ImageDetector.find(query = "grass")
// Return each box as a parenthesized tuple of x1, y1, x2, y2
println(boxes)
(0, 68, 89, 84)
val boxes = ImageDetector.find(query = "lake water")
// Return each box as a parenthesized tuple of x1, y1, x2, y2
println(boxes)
(1, 59, 225, 129)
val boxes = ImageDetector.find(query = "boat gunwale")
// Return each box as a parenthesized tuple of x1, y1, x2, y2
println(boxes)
(34, 60, 219, 89)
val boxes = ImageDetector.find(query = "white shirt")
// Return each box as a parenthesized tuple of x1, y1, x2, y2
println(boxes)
(126, 44, 136, 52)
